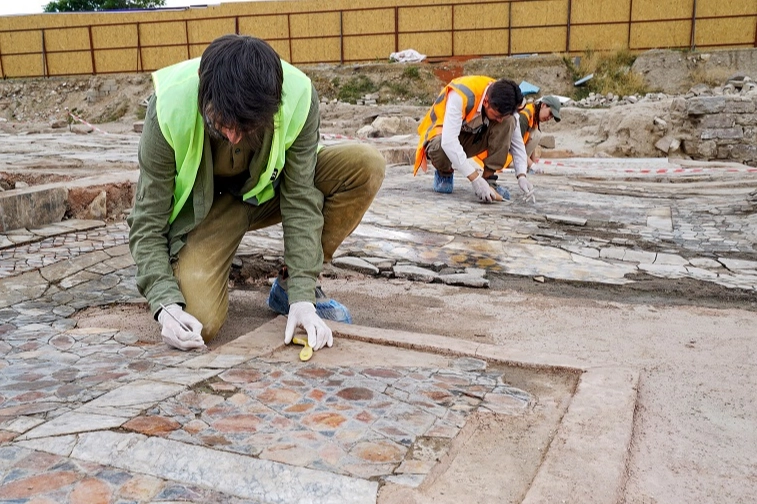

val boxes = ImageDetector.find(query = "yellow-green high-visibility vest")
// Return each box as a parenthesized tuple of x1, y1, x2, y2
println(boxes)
(152, 57, 312, 223)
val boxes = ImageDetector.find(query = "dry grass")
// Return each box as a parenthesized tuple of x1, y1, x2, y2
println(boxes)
(568, 49, 649, 99)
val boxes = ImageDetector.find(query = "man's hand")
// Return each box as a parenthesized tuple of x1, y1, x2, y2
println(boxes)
(471, 175, 494, 203)
(518, 175, 536, 203)
(158, 303, 206, 351)
(285, 302, 333, 351)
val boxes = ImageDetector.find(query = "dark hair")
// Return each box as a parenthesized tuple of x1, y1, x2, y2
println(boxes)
(486, 78, 522, 116)
(198, 34, 283, 139)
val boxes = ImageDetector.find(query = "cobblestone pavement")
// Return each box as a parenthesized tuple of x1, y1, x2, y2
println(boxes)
(0, 132, 755, 502)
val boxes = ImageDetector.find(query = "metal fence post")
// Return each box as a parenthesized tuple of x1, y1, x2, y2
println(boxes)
(690, 0, 698, 51)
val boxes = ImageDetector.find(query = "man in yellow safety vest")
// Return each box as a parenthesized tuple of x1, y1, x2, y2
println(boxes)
(128, 35, 385, 352)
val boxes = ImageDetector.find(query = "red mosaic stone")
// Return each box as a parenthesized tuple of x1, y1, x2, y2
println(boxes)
(302, 412, 347, 429)
(123, 416, 181, 436)
(423, 390, 454, 402)
(17, 451, 60, 470)
(0, 430, 17, 442)
(49, 335, 76, 350)
(336, 387, 375, 401)
(308, 390, 326, 401)
(219, 369, 262, 384)
(13, 391, 48, 403)
(296, 367, 334, 379)
(203, 404, 235, 418)
(0, 471, 80, 499)
(200, 434, 232, 446)
(117, 474, 163, 501)
(269, 370, 283, 379)
(284, 403, 314, 413)
(69, 477, 112, 504)
(182, 419, 209, 434)
(211, 414, 261, 433)
(363, 368, 402, 379)
(355, 411, 375, 423)
(351, 441, 404, 463)
(257, 388, 301, 404)
(282, 380, 306, 387)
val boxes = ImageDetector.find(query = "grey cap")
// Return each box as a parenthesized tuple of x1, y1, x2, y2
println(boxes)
(539, 95, 562, 122)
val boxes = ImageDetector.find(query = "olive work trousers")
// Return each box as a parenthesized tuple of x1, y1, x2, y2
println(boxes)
(173, 143, 386, 341)
(425, 115, 516, 178)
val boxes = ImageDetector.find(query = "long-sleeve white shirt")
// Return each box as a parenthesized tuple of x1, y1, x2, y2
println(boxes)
(440, 90, 528, 178)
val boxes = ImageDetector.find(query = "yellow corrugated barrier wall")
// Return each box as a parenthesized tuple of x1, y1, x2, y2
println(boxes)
(0, 0, 754, 77)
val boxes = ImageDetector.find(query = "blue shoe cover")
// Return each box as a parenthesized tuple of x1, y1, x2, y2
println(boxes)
(492, 185, 510, 200)
(267, 277, 352, 323)
(433, 171, 454, 194)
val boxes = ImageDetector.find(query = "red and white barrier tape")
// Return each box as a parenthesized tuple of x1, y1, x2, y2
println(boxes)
(67, 110, 109, 135)
(539, 159, 757, 174)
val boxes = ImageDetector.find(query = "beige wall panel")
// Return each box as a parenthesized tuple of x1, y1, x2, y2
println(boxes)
(697, 0, 757, 17)
(141, 46, 188, 72)
(511, 0, 568, 28)
(1, 54, 43, 78)
(454, 29, 508, 56)
(511, 26, 566, 54)
(94, 49, 139, 73)
(343, 8, 394, 35)
(630, 20, 690, 48)
(237, 15, 290, 40)
(343, 34, 394, 61)
(289, 12, 340, 37)
(187, 18, 236, 44)
(632, 0, 693, 21)
(291, 36, 340, 63)
(188, 43, 209, 59)
(0, 30, 41, 54)
(569, 24, 629, 52)
(44, 27, 90, 52)
(92, 24, 137, 50)
(571, 0, 630, 24)
(47, 50, 91, 75)
(398, 32, 450, 58)
(398, 5, 451, 33)
(696, 17, 755, 47)
(454, 3, 509, 29)
(139, 21, 188, 47)
(268, 40, 292, 61)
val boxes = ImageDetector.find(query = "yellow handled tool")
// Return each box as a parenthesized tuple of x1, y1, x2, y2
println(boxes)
(292, 336, 313, 361)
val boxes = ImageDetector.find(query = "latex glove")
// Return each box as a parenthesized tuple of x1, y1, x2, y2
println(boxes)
(518, 176, 536, 203)
(285, 302, 333, 351)
(470, 175, 494, 203)
(157, 303, 206, 351)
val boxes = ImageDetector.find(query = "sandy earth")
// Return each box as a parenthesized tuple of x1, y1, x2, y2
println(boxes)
(76, 273, 757, 504)
(13, 48, 757, 502)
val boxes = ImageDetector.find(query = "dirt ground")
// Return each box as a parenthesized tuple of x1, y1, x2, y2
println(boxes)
(12, 47, 757, 502)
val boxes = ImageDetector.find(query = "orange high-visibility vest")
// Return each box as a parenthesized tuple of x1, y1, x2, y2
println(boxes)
(474, 102, 537, 170)
(413, 76, 494, 175)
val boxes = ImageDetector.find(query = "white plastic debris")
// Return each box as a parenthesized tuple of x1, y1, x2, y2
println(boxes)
(389, 49, 426, 63)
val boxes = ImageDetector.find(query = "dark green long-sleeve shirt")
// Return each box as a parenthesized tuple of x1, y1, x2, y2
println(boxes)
(127, 84, 324, 317)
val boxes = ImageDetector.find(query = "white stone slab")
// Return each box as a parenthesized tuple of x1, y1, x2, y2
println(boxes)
(689, 257, 721, 269)
(181, 353, 249, 369)
(18, 411, 126, 440)
(719, 257, 757, 271)
(654, 252, 689, 266)
(71, 431, 378, 504)
(0, 415, 45, 433)
(77, 380, 184, 414)
(146, 367, 220, 386)
(16, 434, 78, 456)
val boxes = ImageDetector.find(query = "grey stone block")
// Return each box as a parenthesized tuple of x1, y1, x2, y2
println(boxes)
(687, 96, 726, 115)
(0, 186, 68, 233)
(439, 273, 489, 288)
(701, 114, 736, 128)
(392, 265, 438, 282)
(727, 99, 756, 114)
(700, 127, 743, 140)
(538, 135, 556, 149)
(331, 256, 380, 275)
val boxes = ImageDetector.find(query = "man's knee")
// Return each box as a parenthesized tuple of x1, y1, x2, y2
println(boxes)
(357, 145, 386, 193)
(185, 297, 226, 343)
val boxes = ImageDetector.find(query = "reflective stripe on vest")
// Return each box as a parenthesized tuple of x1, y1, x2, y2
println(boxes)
(153, 57, 312, 223)
(413, 76, 494, 175)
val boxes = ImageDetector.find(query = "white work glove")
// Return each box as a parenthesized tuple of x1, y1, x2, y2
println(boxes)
(518, 175, 536, 203)
(470, 175, 494, 203)
(285, 301, 333, 351)
(157, 303, 206, 351)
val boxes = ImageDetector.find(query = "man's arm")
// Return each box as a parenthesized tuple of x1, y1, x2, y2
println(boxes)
(279, 84, 323, 305)
(127, 96, 185, 317)
(509, 119, 528, 177)
(439, 92, 477, 179)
